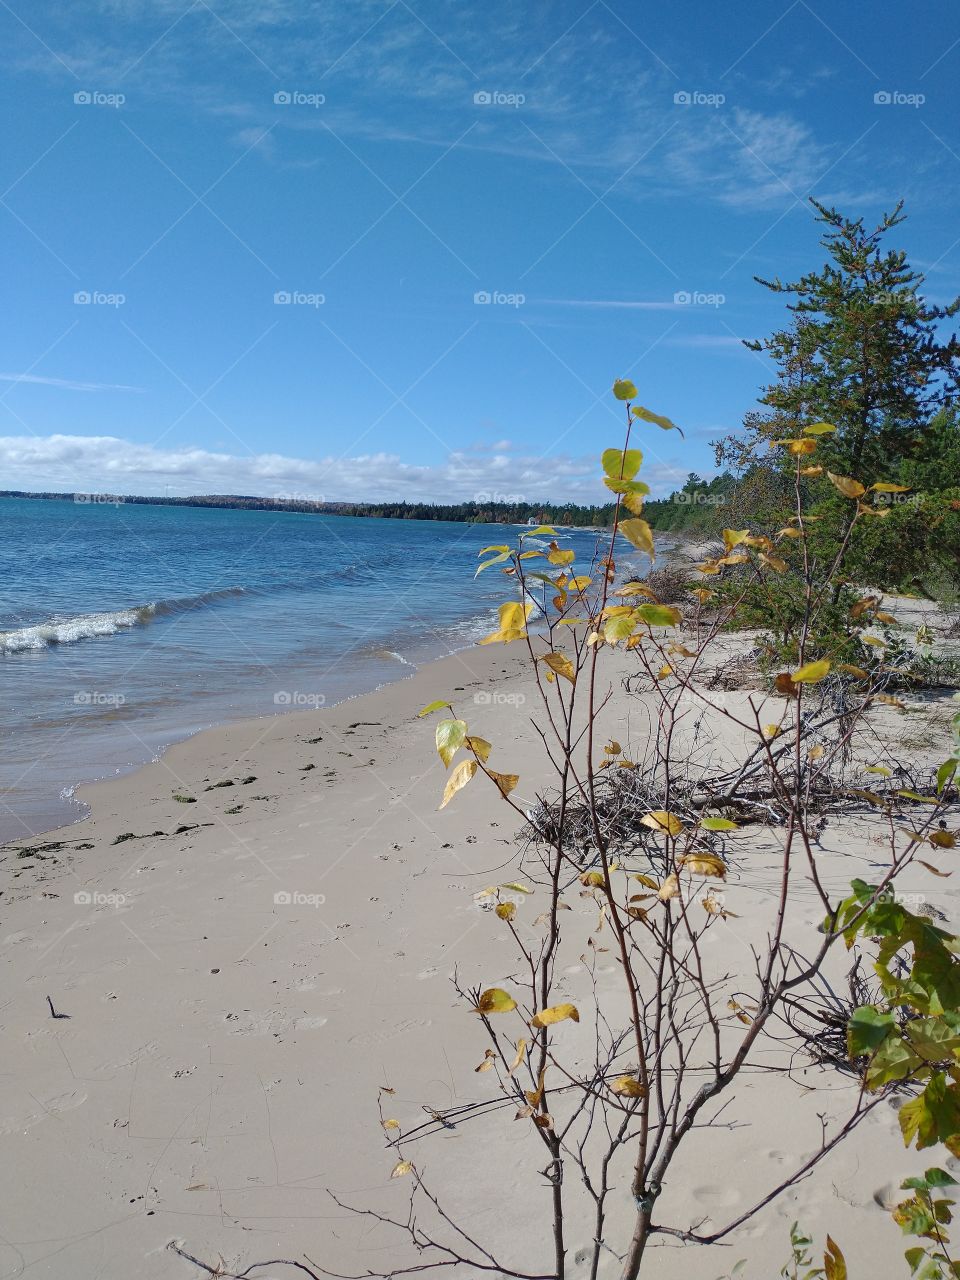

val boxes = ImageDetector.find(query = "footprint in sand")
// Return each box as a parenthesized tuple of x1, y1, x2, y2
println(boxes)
(692, 1184, 741, 1210)
(417, 967, 439, 980)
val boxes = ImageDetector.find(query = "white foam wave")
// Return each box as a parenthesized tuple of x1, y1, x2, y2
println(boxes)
(0, 607, 150, 653)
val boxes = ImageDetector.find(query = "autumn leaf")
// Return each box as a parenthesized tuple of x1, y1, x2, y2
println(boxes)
(610, 1075, 646, 1098)
(658, 873, 680, 900)
(466, 736, 491, 762)
(391, 1160, 413, 1178)
(641, 810, 683, 836)
(619, 517, 655, 558)
(680, 853, 726, 878)
(417, 699, 451, 717)
(613, 378, 638, 401)
(827, 472, 866, 499)
(495, 902, 516, 921)
(475, 1049, 496, 1072)
(791, 658, 831, 684)
(474, 987, 517, 1015)
(489, 770, 519, 798)
(530, 1003, 580, 1029)
(436, 718, 467, 768)
(540, 652, 575, 683)
(439, 759, 477, 809)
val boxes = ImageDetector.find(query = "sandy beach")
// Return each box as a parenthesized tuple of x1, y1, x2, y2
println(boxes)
(2, 613, 956, 1280)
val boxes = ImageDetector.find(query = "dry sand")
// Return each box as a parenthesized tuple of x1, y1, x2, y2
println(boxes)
(1, 628, 956, 1279)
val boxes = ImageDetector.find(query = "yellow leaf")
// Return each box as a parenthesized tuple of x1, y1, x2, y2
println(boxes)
(479, 601, 534, 645)
(929, 830, 956, 849)
(658, 873, 680, 900)
(530, 1003, 580, 1029)
(610, 1075, 646, 1098)
(759, 552, 788, 573)
(917, 859, 952, 877)
(634, 873, 659, 889)
(763, 723, 782, 739)
(466, 736, 491, 763)
(508, 1039, 527, 1075)
(495, 902, 516, 921)
(541, 651, 575, 683)
(862, 635, 885, 647)
(690, 587, 715, 602)
(680, 853, 726, 878)
(418, 699, 450, 717)
(614, 581, 658, 600)
(802, 421, 837, 435)
(722, 528, 750, 550)
(524, 1066, 548, 1106)
(824, 1235, 847, 1280)
(547, 547, 576, 566)
(489, 770, 518, 798)
(501, 881, 532, 893)
(382, 1117, 400, 1129)
(865, 765, 892, 777)
(580, 870, 605, 888)
(474, 987, 517, 1015)
(604, 740, 622, 754)
(870, 482, 910, 493)
(808, 744, 825, 761)
(827, 472, 866, 499)
(702, 892, 738, 918)
(475, 1049, 496, 1071)
(619, 518, 655, 558)
(391, 1160, 413, 1178)
(641, 810, 683, 836)
(790, 658, 831, 684)
(439, 759, 478, 809)
(436, 718, 467, 767)
(800, 464, 824, 476)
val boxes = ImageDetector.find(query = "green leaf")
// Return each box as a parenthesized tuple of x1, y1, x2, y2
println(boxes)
(436, 719, 467, 768)
(636, 603, 681, 627)
(802, 421, 837, 435)
(937, 759, 958, 793)
(631, 404, 685, 437)
(417, 700, 450, 717)
(847, 1005, 896, 1055)
(700, 817, 739, 831)
(601, 448, 643, 481)
(613, 378, 638, 401)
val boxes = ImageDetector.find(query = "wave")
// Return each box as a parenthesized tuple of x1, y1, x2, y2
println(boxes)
(0, 586, 248, 654)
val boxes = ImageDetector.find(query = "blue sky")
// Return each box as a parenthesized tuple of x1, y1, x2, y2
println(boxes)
(1, 0, 959, 503)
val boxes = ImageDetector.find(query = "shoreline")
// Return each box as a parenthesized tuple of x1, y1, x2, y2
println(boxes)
(1, 611, 953, 1277)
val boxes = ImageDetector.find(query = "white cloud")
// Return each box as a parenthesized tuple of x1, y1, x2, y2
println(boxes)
(0, 433, 687, 503)
(0, 373, 144, 392)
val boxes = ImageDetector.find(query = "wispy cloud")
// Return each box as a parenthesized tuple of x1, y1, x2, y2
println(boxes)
(0, 373, 144, 392)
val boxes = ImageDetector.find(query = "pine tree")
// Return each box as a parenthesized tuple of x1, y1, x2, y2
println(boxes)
(742, 200, 960, 480)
